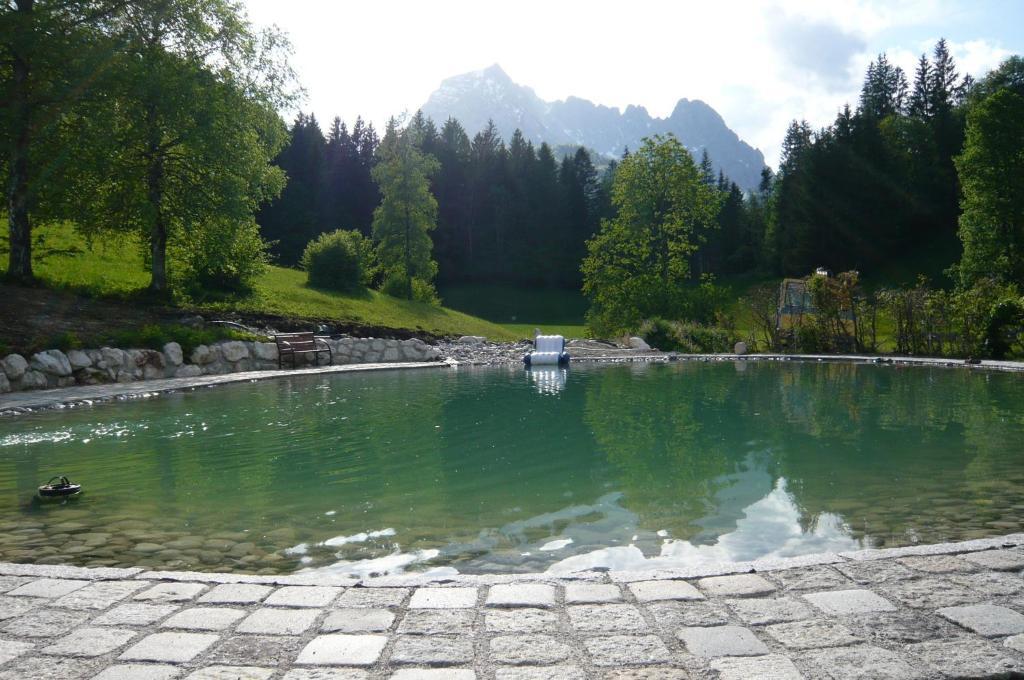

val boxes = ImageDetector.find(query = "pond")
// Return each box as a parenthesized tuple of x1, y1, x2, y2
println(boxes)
(1, 361, 1022, 577)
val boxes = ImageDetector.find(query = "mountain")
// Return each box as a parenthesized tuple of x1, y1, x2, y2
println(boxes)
(420, 64, 767, 191)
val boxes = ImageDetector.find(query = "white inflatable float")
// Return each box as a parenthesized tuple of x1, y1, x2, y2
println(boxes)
(524, 334, 570, 366)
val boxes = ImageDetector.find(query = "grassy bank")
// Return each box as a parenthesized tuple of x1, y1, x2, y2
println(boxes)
(1, 223, 521, 341)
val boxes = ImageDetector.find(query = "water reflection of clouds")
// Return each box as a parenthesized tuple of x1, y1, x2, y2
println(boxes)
(546, 479, 862, 574)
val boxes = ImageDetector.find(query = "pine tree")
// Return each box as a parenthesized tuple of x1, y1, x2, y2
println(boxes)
(908, 54, 932, 118)
(371, 119, 440, 299)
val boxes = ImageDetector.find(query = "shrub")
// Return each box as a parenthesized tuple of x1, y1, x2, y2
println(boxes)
(174, 219, 269, 295)
(380, 268, 440, 305)
(301, 230, 373, 293)
(640, 318, 736, 353)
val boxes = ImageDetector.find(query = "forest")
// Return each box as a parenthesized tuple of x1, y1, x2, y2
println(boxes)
(3, 0, 1023, 357)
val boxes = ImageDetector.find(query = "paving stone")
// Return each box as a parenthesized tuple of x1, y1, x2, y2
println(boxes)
(797, 644, 927, 679)
(842, 610, 960, 643)
(833, 560, 916, 585)
(897, 555, 979, 574)
(408, 587, 477, 609)
(296, 634, 387, 666)
(209, 635, 304, 666)
(646, 600, 731, 629)
(282, 671, 369, 680)
(677, 625, 769, 657)
(567, 604, 648, 633)
(236, 607, 320, 635)
(584, 635, 673, 666)
(0, 656, 105, 680)
(3, 608, 90, 637)
(710, 654, 802, 680)
(487, 584, 556, 608)
(42, 627, 136, 657)
(627, 580, 703, 603)
(322, 608, 394, 633)
(398, 609, 474, 635)
(767, 566, 851, 592)
(94, 603, 179, 627)
(601, 670, 690, 679)
(6, 578, 90, 598)
(160, 607, 246, 631)
(963, 549, 1024, 572)
(494, 667, 587, 680)
(0, 638, 33, 664)
(52, 581, 148, 610)
(0, 596, 40, 621)
(949, 570, 1024, 596)
(198, 584, 273, 604)
(334, 588, 408, 608)
(485, 608, 559, 634)
(0, 577, 35, 594)
(490, 634, 572, 665)
(564, 583, 621, 604)
(937, 603, 1024, 637)
(390, 671, 475, 680)
(92, 664, 181, 680)
(389, 635, 474, 665)
(880, 577, 981, 609)
(803, 589, 896, 615)
(264, 586, 342, 608)
(909, 638, 1024, 678)
(762, 619, 861, 649)
(134, 582, 207, 603)
(185, 667, 275, 680)
(725, 596, 813, 625)
(1007, 633, 1024, 653)
(120, 632, 219, 663)
(698, 574, 775, 598)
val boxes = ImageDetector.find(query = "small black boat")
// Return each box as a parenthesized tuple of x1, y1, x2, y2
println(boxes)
(38, 476, 81, 498)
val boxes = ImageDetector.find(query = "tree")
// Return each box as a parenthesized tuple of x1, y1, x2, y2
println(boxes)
(73, 0, 295, 294)
(581, 134, 721, 334)
(955, 88, 1024, 287)
(371, 119, 440, 300)
(1, 0, 123, 281)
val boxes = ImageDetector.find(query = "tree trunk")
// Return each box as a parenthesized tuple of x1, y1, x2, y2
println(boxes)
(146, 104, 168, 294)
(6, 0, 35, 282)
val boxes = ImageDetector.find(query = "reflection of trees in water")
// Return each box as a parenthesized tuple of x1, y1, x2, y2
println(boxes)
(583, 363, 753, 539)
(583, 361, 1024, 547)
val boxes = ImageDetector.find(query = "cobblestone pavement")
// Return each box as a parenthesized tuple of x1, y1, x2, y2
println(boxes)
(1, 535, 1024, 678)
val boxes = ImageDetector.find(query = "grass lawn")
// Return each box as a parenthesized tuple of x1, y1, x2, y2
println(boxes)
(1, 223, 519, 341)
(440, 283, 590, 338)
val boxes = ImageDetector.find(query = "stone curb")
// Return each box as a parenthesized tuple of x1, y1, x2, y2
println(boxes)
(2, 534, 1022, 587)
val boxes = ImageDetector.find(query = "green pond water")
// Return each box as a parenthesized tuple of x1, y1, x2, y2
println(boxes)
(1, 361, 1023, 577)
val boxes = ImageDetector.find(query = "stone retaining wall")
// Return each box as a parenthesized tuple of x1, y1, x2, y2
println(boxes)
(0, 337, 441, 394)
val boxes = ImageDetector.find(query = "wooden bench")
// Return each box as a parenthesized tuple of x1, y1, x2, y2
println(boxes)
(274, 332, 332, 369)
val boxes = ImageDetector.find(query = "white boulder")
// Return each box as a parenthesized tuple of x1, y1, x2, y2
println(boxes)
(734, 341, 748, 355)
(628, 337, 652, 351)
(220, 341, 249, 362)
(163, 342, 184, 366)
(20, 370, 48, 390)
(0, 373, 9, 393)
(30, 349, 73, 377)
(175, 365, 202, 379)
(66, 349, 92, 371)
(100, 347, 126, 371)
(252, 341, 278, 361)
(457, 335, 486, 345)
(2, 354, 28, 380)
(191, 344, 217, 365)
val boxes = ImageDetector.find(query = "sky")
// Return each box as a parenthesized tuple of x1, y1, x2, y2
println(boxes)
(243, 0, 1023, 168)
